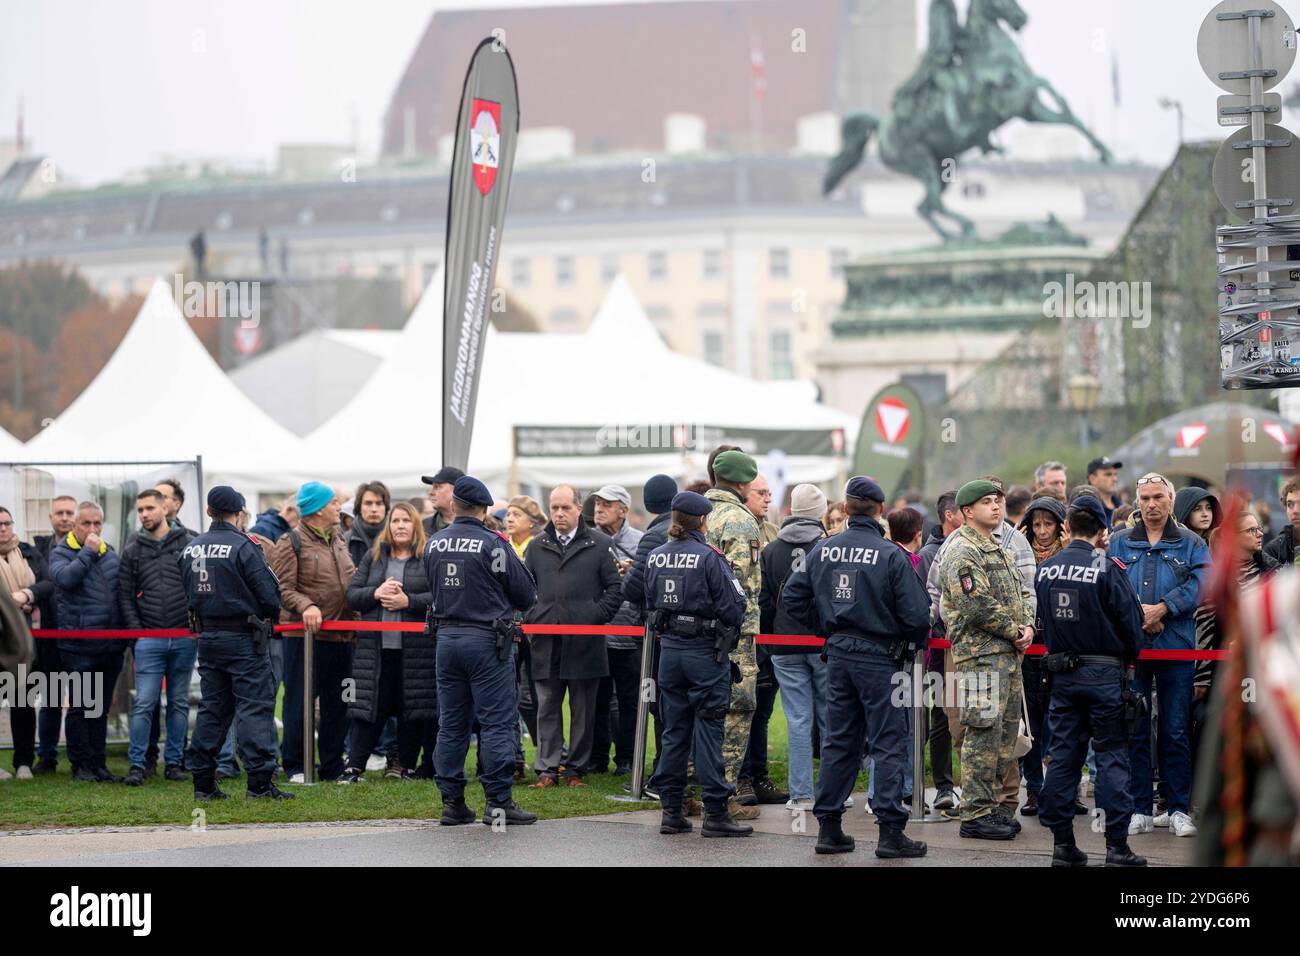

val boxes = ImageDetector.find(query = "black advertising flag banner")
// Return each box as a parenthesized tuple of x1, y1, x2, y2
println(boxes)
(443, 37, 519, 469)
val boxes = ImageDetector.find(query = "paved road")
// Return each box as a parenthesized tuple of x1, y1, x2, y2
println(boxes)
(0, 790, 1195, 867)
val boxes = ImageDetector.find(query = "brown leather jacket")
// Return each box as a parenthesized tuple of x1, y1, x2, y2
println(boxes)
(269, 522, 357, 642)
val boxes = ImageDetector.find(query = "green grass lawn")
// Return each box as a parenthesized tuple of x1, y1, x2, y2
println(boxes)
(0, 692, 950, 829)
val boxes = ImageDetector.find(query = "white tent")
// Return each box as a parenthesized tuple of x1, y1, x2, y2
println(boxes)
(230, 328, 401, 436)
(21, 280, 306, 487)
(299, 272, 856, 491)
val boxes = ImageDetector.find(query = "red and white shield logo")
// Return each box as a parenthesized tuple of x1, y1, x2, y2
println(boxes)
(469, 99, 501, 196)
(875, 397, 911, 444)
(1176, 423, 1209, 449)
(1264, 421, 1294, 448)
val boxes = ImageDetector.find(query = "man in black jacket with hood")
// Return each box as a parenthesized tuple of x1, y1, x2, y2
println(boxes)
(120, 490, 195, 785)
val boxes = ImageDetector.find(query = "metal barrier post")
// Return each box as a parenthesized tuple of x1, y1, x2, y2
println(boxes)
(608, 619, 656, 803)
(910, 648, 946, 823)
(302, 630, 315, 784)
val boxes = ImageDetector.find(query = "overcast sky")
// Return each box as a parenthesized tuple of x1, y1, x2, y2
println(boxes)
(0, 0, 1258, 185)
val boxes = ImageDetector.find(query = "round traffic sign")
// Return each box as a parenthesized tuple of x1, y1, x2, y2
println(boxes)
(1198, 0, 1296, 94)
(1212, 123, 1300, 220)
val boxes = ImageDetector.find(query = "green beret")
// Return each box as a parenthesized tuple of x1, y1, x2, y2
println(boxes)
(956, 479, 1002, 509)
(713, 449, 758, 483)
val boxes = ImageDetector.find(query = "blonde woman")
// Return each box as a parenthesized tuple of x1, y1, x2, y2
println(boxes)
(504, 495, 546, 559)
(343, 502, 434, 781)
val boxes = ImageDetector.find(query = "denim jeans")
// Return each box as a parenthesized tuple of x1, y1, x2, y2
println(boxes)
(1129, 661, 1193, 815)
(770, 653, 828, 800)
(128, 638, 197, 768)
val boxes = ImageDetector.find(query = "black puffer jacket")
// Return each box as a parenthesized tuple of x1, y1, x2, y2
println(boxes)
(118, 523, 195, 630)
(759, 516, 826, 655)
(622, 512, 671, 613)
(345, 544, 436, 723)
(49, 535, 122, 655)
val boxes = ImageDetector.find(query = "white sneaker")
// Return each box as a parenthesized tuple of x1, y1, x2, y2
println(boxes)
(1170, 811, 1198, 837)
(15, 766, 32, 780)
(843, 795, 854, 808)
(288, 772, 305, 784)
(365, 754, 386, 772)
(1128, 813, 1154, 834)
(785, 797, 813, 811)
(0, 768, 11, 781)
(1153, 811, 1170, 828)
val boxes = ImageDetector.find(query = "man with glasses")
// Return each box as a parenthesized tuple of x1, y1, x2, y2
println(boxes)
(1107, 473, 1210, 839)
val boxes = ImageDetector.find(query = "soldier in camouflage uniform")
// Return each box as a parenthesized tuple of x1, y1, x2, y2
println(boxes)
(941, 479, 1034, 840)
(700, 449, 763, 823)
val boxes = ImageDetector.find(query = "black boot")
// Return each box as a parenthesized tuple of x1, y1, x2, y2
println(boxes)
(1020, 792, 1039, 816)
(481, 800, 538, 826)
(246, 772, 295, 800)
(660, 808, 693, 834)
(440, 798, 478, 826)
(875, 825, 927, 859)
(959, 814, 1017, 840)
(193, 773, 228, 801)
(815, 815, 855, 854)
(1105, 840, 1148, 867)
(1052, 838, 1089, 867)
(701, 809, 753, 837)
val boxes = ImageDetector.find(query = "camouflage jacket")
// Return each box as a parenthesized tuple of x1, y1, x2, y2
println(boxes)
(704, 487, 761, 636)
(940, 524, 1031, 663)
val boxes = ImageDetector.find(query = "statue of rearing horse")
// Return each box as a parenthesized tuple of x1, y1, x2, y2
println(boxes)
(825, 0, 1112, 241)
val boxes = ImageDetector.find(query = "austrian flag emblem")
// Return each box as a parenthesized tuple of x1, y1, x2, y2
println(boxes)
(469, 98, 501, 195)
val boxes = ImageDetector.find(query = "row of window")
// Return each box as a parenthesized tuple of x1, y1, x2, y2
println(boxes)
(511, 247, 851, 287)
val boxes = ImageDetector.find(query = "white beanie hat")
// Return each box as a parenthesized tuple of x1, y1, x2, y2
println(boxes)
(790, 483, 828, 520)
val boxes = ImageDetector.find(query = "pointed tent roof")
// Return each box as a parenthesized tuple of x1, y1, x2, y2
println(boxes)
(301, 269, 856, 488)
(586, 274, 668, 355)
(23, 280, 304, 479)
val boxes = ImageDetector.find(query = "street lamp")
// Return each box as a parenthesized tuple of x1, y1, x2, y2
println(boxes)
(1158, 97, 1184, 147)
(1068, 373, 1101, 451)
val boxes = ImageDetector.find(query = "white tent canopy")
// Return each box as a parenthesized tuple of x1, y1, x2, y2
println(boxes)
(299, 272, 856, 491)
(230, 328, 402, 437)
(21, 280, 305, 486)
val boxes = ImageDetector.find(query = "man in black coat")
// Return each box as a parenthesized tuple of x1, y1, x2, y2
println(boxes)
(119, 490, 196, 785)
(524, 484, 623, 787)
(1264, 476, 1300, 567)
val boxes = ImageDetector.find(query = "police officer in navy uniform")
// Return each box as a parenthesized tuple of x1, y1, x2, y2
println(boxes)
(1034, 496, 1146, 867)
(425, 475, 539, 827)
(645, 491, 751, 837)
(183, 486, 293, 801)
(781, 476, 930, 858)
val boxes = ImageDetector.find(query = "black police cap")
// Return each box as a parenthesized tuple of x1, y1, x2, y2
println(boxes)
(207, 485, 245, 514)
(452, 475, 493, 507)
(671, 491, 712, 516)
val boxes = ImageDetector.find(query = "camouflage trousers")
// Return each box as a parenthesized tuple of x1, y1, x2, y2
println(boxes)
(956, 650, 1023, 821)
(722, 634, 758, 785)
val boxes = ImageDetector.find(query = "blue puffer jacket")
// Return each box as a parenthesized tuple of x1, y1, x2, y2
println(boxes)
(1106, 517, 1210, 651)
(48, 534, 124, 656)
